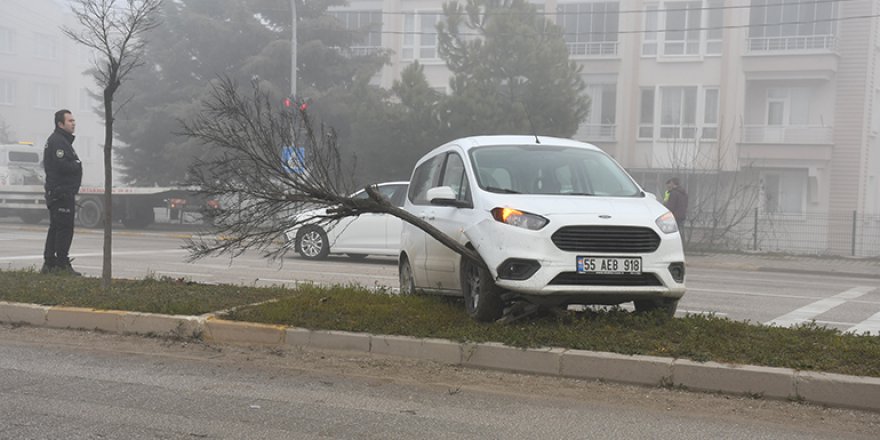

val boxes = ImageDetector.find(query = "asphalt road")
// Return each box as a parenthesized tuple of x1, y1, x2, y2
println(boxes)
(1, 222, 879, 334)
(1, 325, 877, 439)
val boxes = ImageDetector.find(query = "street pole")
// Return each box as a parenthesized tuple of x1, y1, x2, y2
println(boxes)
(290, 0, 297, 98)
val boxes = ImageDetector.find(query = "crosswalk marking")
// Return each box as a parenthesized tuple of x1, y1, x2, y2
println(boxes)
(848, 311, 880, 336)
(765, 286, 876, 328)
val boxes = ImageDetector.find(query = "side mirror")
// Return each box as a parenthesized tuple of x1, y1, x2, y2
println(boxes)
(427, 186, 471, 208)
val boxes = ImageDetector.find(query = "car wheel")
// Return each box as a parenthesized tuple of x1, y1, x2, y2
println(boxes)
(460, 257, 504, 322)
(77, 198, 104, 228)
(347, 253, 368, 260)
(296, 226, 330, 260)
(398, 255, 416, 295)
(633, 298, 679, 318)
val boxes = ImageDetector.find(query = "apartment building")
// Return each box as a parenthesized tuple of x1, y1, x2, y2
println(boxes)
(330, 0, 880, 219)
(0, 0, 105, 186)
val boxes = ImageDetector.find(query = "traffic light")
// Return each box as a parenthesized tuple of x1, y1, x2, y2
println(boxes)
(283, 96, 309, 111)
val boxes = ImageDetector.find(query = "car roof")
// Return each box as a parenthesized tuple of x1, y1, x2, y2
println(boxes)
(429, 135, 601, 156)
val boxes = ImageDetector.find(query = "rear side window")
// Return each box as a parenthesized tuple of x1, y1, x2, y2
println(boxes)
(408, 154, 445, 205)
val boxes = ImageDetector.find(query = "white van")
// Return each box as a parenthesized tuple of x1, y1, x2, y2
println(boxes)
(399, 135, 686, 322)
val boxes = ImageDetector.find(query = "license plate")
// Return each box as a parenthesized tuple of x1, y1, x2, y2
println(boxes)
(577, 256, 642, 274)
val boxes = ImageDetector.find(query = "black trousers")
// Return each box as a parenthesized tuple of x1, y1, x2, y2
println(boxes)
(44, 191, 76, 262)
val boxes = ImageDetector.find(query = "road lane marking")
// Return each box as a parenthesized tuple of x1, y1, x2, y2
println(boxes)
(0, 249, 187, 261)
(847, 311, 880, 336)
(765, 286, 876, 327)
(155, 271, 212, 278)
(689, 287, 880, 305)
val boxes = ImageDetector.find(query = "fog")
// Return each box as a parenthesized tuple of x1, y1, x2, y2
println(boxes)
(1, 0, 878, 256)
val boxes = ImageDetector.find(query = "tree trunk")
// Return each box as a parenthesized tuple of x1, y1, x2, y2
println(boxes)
(364, 185, 486, 270)
(101, 86, 115, 291)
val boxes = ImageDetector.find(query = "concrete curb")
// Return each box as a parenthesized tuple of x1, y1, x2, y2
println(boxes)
(1, 301, 878, 413)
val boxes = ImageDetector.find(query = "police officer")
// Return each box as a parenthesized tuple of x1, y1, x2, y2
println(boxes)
(42, 109, 83, 275)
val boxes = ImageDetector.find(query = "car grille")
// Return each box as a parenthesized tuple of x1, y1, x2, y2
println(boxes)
(551, 226, 661, 253)
(549, 272, 662, 286)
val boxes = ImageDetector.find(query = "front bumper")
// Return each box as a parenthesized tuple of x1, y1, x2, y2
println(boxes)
(465, 218, 686, 301)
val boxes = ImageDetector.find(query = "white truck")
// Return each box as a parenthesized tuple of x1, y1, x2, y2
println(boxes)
(0, 142, 210, 228)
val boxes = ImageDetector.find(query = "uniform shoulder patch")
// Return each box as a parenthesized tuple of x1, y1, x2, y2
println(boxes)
(55, 149, 65, 159)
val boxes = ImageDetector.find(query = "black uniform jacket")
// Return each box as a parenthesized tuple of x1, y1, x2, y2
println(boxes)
(44, 127, 83, 195)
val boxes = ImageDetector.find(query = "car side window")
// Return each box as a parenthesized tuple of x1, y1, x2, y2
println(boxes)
(389, 185, 407, 207)
(440, 153, 470, 203)
(409, 155, 444, 205)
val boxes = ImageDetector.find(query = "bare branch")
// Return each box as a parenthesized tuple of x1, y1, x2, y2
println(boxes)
(180, 78, 486, 268)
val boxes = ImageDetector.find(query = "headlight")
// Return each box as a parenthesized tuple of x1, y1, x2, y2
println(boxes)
(491, 207, 549, 230)
(656, 212, 679, 234)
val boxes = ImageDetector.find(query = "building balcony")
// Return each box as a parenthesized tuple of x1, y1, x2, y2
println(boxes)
(742, 36, 838, 79)
(741, 125, 833, 145)
(576, 124, 616, 142)
(567, 41, 618, 58)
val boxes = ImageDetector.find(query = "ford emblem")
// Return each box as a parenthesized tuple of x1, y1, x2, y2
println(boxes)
(599, 215, 611, 219)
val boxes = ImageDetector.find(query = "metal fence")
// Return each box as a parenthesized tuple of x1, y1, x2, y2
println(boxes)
(685, 210, 880, 258)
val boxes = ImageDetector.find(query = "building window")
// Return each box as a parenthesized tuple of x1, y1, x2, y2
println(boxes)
(643, 1, 724, 57)
(642, 5, 659, 56)
(0, 79, 15, 105)
(660, 86, 698, 139)
(761, 169, 807, 214)
(34, 83, 59, 109)
(663, 1, 701, 55)
(0, 27, 14, 54)
(329, 10, 383, 56)
(705, 0, 723, 55)
(403, 12, 442, 60)
(33, 33, 59, 59)
(748, 0, 838, 51)
(639, 88, 655, 138)
(703, 88, 719, 139)
(558, 2, 619, 56)
(580, 83, 616, 139)
(766, 87, 810, 126)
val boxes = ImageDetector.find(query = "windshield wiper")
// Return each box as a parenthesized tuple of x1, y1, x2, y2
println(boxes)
(484, 186, 520, 194)
(563, 192, 595, 196)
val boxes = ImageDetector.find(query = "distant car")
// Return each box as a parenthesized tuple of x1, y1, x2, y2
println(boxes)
(286, 182, 408, 260)
(399, 136, 686, 322)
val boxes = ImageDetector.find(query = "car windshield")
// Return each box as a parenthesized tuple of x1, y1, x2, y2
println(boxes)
(469, 145, 642, 197)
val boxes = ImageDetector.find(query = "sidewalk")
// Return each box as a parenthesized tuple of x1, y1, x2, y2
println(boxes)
(686, 251, 880, 279)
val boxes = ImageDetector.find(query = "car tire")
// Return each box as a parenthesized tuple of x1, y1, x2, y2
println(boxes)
(399, 255, 416, 295)
(296, 226, 330, 260)
(347, 253, 368, 260)
(634, 298, 679, 318)
(77, 198, 104, 228)
(460, 256, 504, 322)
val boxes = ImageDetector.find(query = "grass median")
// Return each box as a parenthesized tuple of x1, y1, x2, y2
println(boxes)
(2, 269, 878, 378)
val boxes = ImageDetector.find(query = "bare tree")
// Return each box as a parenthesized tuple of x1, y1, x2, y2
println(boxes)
(180, 77, 482, 268)
(63, 0, 163, 289)
(643, 122, 760, 251)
